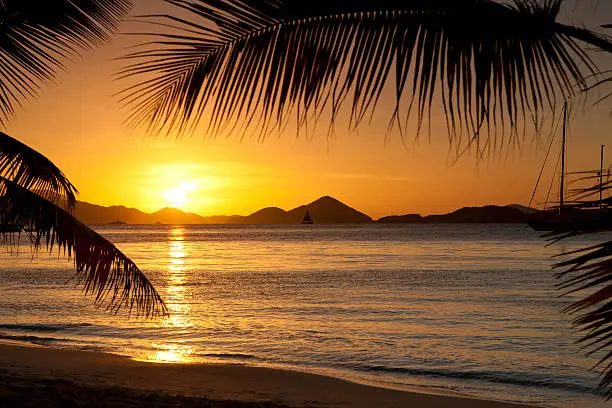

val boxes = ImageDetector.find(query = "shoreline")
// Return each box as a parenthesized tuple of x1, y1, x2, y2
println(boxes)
(0, 343, 534, 407)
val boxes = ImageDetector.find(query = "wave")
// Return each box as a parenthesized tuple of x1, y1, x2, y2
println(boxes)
(199, 352, 258, 360)
(0, 323, 92, 332)
(0, 333, 76, 346)
(347, 363, 600, 395)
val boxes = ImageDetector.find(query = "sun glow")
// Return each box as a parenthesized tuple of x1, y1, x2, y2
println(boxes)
(163, 181, 197, 209)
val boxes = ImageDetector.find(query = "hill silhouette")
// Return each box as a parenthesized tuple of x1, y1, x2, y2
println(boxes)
(73, 202, 150, 225)
(505, 204, 538, 214)
(227, 196, 372, 224)
(288, 196, 372, 223)
(72, 196, 371, 225)
(227, 207, 289, 224)
(375, 214, 423, 223)
(72, 201, 231, 225)
(71, 197, 535, 225)
(377, 205, 532, 224)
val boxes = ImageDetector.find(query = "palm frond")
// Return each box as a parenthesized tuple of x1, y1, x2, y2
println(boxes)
(0, 176, 168, 317)
(0, 131, 77, 211)
(587, 70, 612, 112)
(545, 173, 612, 398)
(118, 0, 611, 150)
(0, 0, 132, 125)
(553, 240, 612, 398)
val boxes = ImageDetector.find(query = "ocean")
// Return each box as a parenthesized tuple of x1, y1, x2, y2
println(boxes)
(0, 223, 609, 407)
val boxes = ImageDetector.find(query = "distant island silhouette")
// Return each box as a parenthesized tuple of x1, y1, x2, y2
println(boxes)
(377, 205, 531, 224)
(70, 196, 536, 225)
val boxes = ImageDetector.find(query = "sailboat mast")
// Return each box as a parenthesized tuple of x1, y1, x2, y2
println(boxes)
(560, 103, 567, 214)
(601, 144, 606, 210)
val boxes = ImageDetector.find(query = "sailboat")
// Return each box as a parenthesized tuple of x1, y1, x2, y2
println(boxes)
(301, 208, 314, 224)
(108, 218, 127, 225)
(527, 104, 610, 232)
(527, 103, 573, 232)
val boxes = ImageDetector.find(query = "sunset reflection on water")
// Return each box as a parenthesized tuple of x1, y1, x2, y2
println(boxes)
(150, 227, 195, 363)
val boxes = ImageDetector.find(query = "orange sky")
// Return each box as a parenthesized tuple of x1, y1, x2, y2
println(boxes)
(4, 1, 612, 219)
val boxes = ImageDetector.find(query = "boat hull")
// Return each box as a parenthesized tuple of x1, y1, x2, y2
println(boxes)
(526, 219, 571, 232)
(526, 209, 612, 233)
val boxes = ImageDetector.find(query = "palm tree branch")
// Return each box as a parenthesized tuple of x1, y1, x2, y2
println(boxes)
(558, 24, 612, 54)
(0, 0, 132, 126)
(0, 131, 78, 210)
(0, 175, 168, 317)
(547, 172, 612, 398)
(118, 0, 610, 144)
(550, 239, 612, 398)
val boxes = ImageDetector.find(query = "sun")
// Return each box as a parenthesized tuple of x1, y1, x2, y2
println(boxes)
(163, 181, 197, 209)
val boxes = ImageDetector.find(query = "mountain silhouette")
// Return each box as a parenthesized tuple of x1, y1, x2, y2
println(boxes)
(227, 207, 289, 224)
(376, 214, 423, 223)
(71, 198, 535, 225)
(73, 202, 150, 225)
(287, 196, 371, 224)
(72, 201, 231, 225)
(72, 196, 371, 225)
(505, 204, 538, 214)
(228, 196, 372, 224)
(150, 207, 216, 224)
(377, 205, 531, 224)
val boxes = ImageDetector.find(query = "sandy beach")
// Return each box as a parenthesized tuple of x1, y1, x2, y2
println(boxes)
(0, 343, 535, 407)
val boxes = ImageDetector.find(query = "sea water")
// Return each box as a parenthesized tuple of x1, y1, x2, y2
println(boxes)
(0, 224, 609, 407)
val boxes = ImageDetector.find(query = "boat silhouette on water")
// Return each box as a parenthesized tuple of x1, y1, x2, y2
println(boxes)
(301, 208, 314, 224)
(527, 103, 611, 232)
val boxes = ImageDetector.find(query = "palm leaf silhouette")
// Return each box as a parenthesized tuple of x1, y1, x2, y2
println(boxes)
(0, 0, 132, 125)
(0, 175, 168, 317)
(0, 131, 78, 210)
(119, 0, 612, 149)
(0, 1, 168, 316)
(543, 176, 612, 398)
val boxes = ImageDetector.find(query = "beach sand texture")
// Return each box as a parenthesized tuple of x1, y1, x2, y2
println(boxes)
(0, 344, 533, 407)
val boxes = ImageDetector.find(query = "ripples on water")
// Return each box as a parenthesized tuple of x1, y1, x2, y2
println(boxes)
(0, 224, 610, 407)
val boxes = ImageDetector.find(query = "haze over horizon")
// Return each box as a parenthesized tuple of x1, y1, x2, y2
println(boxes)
(4, 0, 612, 219)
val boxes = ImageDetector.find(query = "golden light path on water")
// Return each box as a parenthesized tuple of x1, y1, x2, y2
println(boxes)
(149, 227, 195, 363)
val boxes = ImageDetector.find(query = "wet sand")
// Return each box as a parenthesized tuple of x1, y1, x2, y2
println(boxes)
(0, 343, 534, 407)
